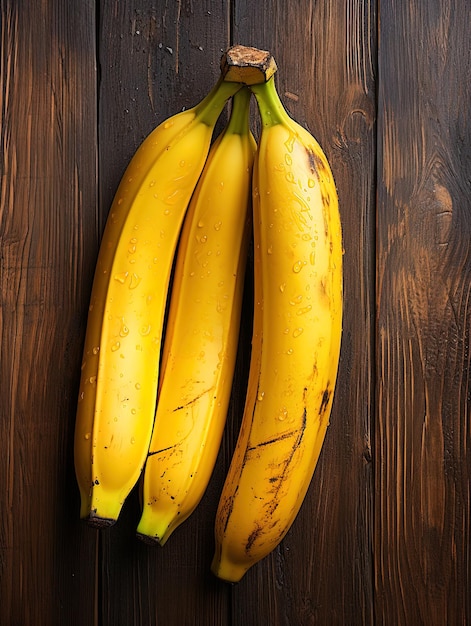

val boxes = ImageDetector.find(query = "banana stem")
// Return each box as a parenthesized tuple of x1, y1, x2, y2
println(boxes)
(250, 76, 287, 128)
(195, 77, 243, 127)
(226, 87, 252, 135)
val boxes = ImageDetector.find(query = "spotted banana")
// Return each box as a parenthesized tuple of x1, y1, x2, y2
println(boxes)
(211, 75, 343, 582)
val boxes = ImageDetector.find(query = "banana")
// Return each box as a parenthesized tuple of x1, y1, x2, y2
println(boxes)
(211, 76, 343, 582)
(74, 76, 242, 526)
(136, 87, 256, 545)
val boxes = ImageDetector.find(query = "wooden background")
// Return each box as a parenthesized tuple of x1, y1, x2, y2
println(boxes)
(1, 1, 470, 624)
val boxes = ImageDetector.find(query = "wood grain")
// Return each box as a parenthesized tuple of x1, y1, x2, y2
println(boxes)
(0, 1, 98, 625)
(1, 0, 470, 624)
(376, 1, 471, 624)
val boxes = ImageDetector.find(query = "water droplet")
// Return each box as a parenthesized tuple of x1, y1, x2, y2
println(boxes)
(293, 327, 304, 338)
(297, 304, 313, 315)
(119, 323, 129, 337)
(286, 348, 293, 355)
(214, 221, 222, 231)
(197, 220, 204, 228)
(278, 408, 288, 421)
(308, 178, 316, 188)
(92, 346, 100, 355)
(289, 295, 303, 305)
(111, 342, 120, 352)
(257, 391, 265, 401)
(179, 160, 186, 167)
(130, 437, 136, 445)
(149, 180, 156, 187)
(114, 271, 129, 284)
(135, 382, 141, 390)
(285, 154, 292, 166)
(89, 376, 97, 384)
(284, 135, 295, 153)
(129, 273, 141, 289)
(84, 432, 91, 440)
(267, 245, 273, 254)
(164, 120, 174, 129)
(292, 260, 305, 273)
(140, 324, 151, 336)
(165, 189, 182, 205)
(279, 283, 286, 292)
(286, 172, 295, 184)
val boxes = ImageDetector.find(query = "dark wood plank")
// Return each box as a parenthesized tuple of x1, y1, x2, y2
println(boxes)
(2, 1, 470, 624)
(376, 1, 471, 623)
(96, 2, 233, 624)
(232, 1, 377, 623)
(0, 2, 99, 624)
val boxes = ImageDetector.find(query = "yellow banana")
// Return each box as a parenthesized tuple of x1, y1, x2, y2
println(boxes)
(136, 88, 256, 545)
(74, 76, 242, 526)
(211, 76, 343, 582)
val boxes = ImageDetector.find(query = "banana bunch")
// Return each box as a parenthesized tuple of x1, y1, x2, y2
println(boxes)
(74, 45, 342, 582)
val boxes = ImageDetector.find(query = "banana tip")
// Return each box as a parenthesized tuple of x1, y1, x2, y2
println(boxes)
(210, 554, 247, 584)
(85, 513, 117, 529)
(136, 532, 165, 547)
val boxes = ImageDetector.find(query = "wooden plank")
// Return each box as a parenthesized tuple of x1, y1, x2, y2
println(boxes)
(0, 2, 99, 625)
(376, 1, 471, 623)
(231, 1, 377, 623)
(96, 2, 233, 624)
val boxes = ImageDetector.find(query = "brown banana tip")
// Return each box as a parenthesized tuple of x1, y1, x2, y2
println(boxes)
(136, 532, 162, 547)
(220, 45, 277, 85)
(85, 514, 116, 529)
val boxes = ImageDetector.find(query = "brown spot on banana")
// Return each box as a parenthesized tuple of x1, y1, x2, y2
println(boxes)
(245, 524, 263, 553)
(172, 386, 214, 411)
(319, 387, 331, 416)
(306, 146, 326, 176)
